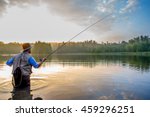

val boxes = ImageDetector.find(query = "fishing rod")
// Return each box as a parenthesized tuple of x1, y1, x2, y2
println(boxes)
(41, 14, 112, 62)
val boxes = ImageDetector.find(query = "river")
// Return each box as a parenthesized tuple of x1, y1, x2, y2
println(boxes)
(0, 55, 150, 100)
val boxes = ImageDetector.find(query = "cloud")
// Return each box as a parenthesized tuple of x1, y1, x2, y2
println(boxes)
(0, 0, 7, 15)
(0, 0, 138, 21)
(0, 0, 139, 41)
(103, 33, 129, 42)
(0, 0, 116, 32)
(97, 0, 118, 12)
(44, 0, 91, 22)
(120, 0, 138, 13)
(0, 0, 40, 15)
(9, 0, 40, 6)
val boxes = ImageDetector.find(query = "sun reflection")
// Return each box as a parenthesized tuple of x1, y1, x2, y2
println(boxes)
(0, 65, 12, 79)
(33, 64, 65, 75)
(0, 63, 67, 79)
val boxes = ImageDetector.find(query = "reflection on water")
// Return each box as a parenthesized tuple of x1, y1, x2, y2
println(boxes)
(0, 55, 150, 100)
(8, 86, 43, 100)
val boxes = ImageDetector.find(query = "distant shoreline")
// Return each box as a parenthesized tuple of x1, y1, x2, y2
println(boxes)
(52, 52, 150, 56)
(1, 52, 150, 57)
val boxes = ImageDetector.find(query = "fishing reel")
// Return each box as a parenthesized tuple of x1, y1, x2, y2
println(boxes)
(39, 58, 43, 62)
(39, 57, 47, 62)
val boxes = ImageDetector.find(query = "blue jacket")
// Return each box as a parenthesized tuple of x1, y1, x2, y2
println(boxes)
(6, 52, 40, 75)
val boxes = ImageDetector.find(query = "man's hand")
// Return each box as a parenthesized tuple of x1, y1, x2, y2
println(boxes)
(38, 57, 47, 68)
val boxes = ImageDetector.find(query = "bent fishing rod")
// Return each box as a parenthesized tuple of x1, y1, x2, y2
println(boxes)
(41, 14, 112, 62)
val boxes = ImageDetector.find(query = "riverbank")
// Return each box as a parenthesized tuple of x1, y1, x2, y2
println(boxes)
(1, 52, 150, 57)
(49, 52, 150, 56)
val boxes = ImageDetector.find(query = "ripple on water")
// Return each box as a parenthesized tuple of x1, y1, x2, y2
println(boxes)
(31, 78, 49, 91)
(0, 78, 48, 93)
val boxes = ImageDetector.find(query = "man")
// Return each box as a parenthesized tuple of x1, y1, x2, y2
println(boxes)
(6, 43, 46, 89)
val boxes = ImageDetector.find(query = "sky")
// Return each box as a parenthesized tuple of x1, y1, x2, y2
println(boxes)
(0, 0, 149, 43)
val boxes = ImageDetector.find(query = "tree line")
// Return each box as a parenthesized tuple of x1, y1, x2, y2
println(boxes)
(0, 35, 150, 54)
(95, 35, 150, 53)
(0, 42, 21, 54)
(52, 35, 150, 53)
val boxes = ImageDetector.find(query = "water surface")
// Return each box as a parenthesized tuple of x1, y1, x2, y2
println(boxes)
(0, 55, 150, 100)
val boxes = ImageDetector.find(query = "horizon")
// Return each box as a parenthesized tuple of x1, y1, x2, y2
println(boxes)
(0, 0, 149, 43)
(1, 35, 149, 45)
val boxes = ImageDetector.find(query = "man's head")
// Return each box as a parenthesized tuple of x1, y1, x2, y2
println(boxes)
(22, 43, 32, 53)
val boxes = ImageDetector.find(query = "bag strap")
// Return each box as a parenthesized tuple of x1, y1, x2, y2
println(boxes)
(18, 53, 23, 67)
(12, 53, 23, 88)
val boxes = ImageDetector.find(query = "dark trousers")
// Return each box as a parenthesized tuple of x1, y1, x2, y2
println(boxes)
(15, 75, 30, 89)
(22, 75, 30, 86)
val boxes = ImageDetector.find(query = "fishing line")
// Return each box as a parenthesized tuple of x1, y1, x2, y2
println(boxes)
(42, 13, 113, 62)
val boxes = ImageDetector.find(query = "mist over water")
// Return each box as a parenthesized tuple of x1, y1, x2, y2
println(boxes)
(0, 55, 150, 100)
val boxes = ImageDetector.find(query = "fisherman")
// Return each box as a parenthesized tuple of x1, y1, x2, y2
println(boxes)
(6, 43, 46, 89)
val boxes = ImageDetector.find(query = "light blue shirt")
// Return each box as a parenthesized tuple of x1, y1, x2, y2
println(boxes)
(6, 56, 39, 68)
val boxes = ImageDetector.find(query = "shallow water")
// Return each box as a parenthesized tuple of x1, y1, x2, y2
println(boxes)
(0, 55, 150, 100)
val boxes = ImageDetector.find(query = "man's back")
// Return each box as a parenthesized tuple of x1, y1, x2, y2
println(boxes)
(12, 52, 32, 76)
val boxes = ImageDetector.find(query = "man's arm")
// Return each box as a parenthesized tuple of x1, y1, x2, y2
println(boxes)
(28, 57, 45, 68)
(6, 57, 14, 66)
